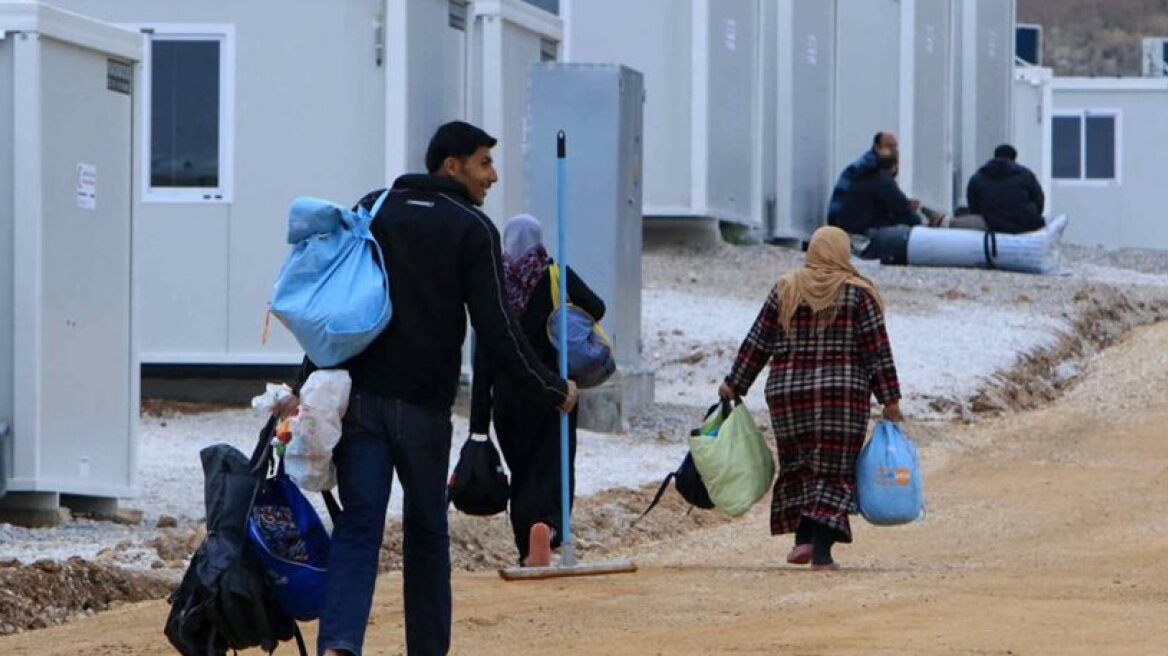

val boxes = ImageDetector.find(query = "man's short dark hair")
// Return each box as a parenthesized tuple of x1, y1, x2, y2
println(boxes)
(993, 144, 1018, 161)
(425, 121, 497, 174)
(872, 131, 885, 148)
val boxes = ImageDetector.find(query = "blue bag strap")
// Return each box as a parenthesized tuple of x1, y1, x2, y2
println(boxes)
(370, 189, 391, 218)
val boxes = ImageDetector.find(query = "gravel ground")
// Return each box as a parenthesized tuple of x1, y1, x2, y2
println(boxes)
(4, 233, 1168, 571)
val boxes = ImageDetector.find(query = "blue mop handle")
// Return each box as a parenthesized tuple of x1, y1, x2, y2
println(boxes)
(555, 130, 573, 564)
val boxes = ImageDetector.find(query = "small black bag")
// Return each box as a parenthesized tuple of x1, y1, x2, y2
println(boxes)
(447, 435, 510, 516)
(635, 403, 728, 522)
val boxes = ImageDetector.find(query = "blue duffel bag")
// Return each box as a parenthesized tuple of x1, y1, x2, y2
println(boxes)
(270, 191, 391, 367)
(856, 421, 925, 525)
(247, 460, 336, 622)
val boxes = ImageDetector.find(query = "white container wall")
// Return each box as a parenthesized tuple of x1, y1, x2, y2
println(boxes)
(0, 3, 141, 513)
(563, 0, 763, 226)
(1011, 65, 1053, 207)
(44, 0, 462, 366)
(386, 0, 471, 181)
(525, 64, 645, 366)
(909, 0, 956, 211)
(771, 0, 836, 241)
(833, 0, 961, 212)
(469, 0, 561, 225)
(1050, 78, 1168, 250)
(955, 0, 1016, 205)
(833, 0, 902, 183)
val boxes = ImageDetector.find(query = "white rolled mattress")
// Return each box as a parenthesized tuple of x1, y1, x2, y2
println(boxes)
(906, 215, 1068, 275)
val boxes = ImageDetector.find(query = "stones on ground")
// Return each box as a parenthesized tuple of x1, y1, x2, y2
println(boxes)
(941, 286, 967, 301)
(156, 514, 178, 529)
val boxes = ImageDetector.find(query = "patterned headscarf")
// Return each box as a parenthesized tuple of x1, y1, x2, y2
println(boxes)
(502, 214, 551, 316)
(777, 226, 883, 332)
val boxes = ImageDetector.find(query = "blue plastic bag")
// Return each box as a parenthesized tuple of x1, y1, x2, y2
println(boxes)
(270, 191, 391, 367)
(855, 421, 925, 525)
(247, 471, 331, 621)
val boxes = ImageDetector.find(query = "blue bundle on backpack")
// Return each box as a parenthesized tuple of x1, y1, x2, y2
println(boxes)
(855, 421, 925, 525)
(270, 191, 392, 367)
(545, 264, 615, 389)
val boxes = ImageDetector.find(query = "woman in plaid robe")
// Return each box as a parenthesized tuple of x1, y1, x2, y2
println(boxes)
(720, 226, 902, 570)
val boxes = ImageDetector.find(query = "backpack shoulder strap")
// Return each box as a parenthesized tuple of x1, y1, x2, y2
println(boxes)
(370, 189, 391, 217)
(633, 472, 675, 525)
(321, 489, 342, 523)
(548, 263, 561, 310)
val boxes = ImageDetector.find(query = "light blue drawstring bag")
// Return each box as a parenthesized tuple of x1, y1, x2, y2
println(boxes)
(270, 191, 391, 367)
(856, 421, 925, 525)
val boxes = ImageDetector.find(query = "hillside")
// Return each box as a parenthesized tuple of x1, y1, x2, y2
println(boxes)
(1018, 0, 1168, 75)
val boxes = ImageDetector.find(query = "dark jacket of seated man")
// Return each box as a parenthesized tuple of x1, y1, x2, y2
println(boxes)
(829, 166, 921, 237)
(966, 156, 1045, 234)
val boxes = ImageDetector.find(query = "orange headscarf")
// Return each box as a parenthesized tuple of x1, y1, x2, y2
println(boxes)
(776, 226, 883, 332)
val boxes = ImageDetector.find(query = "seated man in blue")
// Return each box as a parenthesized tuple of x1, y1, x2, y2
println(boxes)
(830, 154, 921, 239)
(826, 131, 899, 226)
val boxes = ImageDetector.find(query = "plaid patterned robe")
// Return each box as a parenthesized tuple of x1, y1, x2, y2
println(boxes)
(725, 284, 900, 542)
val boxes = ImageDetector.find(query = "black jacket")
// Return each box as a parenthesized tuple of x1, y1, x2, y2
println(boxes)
(295, 175, 567, 411)
(469, 265, 604, 434)
(966, 159, 1045, 234)
(831, 168, 920, 236)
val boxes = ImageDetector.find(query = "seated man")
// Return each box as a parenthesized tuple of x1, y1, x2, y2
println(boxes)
(826, 131, 898, 226)
(833, 155, 920, 234)
(956, 143, 1045, 234)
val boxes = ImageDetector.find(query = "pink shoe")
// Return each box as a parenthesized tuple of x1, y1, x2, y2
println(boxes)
(523, 522, 552, 568)
(786, 544, 813, 565)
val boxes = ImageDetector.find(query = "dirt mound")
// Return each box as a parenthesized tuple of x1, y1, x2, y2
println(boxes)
(0, 558, 171, 635)
(969, 286, 1168, 415)
(379, 482, 734, 572)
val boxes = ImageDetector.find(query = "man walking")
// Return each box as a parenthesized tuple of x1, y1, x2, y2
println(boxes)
(286, 121, 578, 656)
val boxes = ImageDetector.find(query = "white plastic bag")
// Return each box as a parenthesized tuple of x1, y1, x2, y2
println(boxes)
(285, 369, 351, 491)
(250, 382, 293, 414)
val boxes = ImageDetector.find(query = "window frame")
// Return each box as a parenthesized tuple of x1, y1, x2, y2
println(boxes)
(127, 24, 236, 204)
(1051, 108, 1122, 187)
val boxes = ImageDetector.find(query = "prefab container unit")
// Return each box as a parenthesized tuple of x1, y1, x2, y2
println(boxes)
(525, 64, 645, 367)
(953, 0, 1015, 207)
(831, 0, 957, 216)
(0, 3, 141, 517)
(44, 0, 472, 366)
(468, 0, 561, 226)
(562, 0, 763, 227)
(1011, 65, 1053, 208)
(1049, 77, 1168, 250)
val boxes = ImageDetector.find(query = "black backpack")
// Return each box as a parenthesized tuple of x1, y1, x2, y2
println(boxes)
(447, 435, 510, 516)
(164, 417, 307, 655)
(635, 403, 728, 521)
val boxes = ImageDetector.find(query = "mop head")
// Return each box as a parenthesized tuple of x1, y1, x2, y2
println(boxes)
(498, 558, 637, 581)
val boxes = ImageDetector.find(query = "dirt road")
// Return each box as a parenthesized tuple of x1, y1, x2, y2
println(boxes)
(5, 324, 1166, 655)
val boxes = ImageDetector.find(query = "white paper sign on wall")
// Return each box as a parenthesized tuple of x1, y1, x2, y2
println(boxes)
(76, 163, 97, 210)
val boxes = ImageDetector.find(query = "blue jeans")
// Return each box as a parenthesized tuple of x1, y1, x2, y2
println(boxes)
(317, 392, 453, 656)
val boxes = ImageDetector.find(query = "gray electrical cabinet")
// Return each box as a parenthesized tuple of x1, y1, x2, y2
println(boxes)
(0, 3, 141, 522)
(525, 64, 645, 367)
